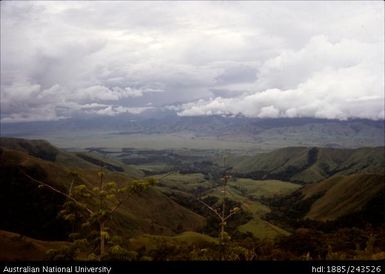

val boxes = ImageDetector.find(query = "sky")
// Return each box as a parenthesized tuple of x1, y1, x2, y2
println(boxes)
(1, 1, 384, 123)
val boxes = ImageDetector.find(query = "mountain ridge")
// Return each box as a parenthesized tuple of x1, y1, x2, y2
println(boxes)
(2, 116, 384, 150)
(228, 146, 384, 183)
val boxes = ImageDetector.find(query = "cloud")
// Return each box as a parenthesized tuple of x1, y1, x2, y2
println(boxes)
(1, 1, 383, 122)
(92, 106, 152, 116)
(0, 81, 154, 122)
(178, 35, 384, 120)
(178, 65, 384, 120)
(75, 86, 149, 101)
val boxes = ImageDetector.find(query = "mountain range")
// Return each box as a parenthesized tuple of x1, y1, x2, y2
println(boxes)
(2, 114, 384, 150)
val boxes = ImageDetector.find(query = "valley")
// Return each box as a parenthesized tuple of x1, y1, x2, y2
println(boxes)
(0, 137, 384, 261)
(2, 116, 384, 152)
(2, 1, 384, 268)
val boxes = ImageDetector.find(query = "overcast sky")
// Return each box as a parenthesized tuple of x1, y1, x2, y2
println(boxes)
(1, 1, 384, 123)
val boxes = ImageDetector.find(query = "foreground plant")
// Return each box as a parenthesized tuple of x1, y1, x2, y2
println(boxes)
(24, 169, 155, 260)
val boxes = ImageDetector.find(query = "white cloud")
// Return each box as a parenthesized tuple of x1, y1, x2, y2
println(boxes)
(75, 86, 148, 101)
(0, 81, 155, 122)
(92, 106, 152, 116)
(1, 1, 384, 122)
(178, 34, 384, 120)
(178, 61, 384, 120)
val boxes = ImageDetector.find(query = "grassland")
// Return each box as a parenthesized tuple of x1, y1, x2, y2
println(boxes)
(232, 180, 299, 239)
(0, 230, 68, 261)
(153, 173, 212, 193)
(303, 173, 385, 221)
(148, 170, 301, 240)
(225, 146, 384, 183)
(229, 179, 300, 199)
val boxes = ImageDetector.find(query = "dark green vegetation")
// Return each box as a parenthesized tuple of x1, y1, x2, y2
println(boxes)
(0, 137, 384, 260)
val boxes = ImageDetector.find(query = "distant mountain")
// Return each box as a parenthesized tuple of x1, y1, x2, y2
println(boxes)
(2, 114, 384, 149)
(227, 146, 384, 183)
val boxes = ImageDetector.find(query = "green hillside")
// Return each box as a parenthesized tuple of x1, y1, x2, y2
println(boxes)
(0, 230, 68, 261)
(228, 147, 384, 183)
(150, 171, 301, 240)
(0, 137, 144, 178)
(0, 137, 60, 161)
(0, 138, 205, 241)
(227, 180, 299, 239)
(303, 173, 385, 221)
(1, 137, 384, 261)
(266, 172, 385, 229)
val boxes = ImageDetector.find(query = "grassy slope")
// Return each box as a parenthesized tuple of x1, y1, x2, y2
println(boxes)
(0, 136, 144, 178)
(228, 147, 384, 183)
(0, 230, 67, 261)
(115, 188, 205, 236)
(154, 173, 212, 193)
(207, 179, 301, 239)
(72, 151, 144, 177)
(302, 173, 385, 221)
(0, 137, 60, 161)
(152, 172, 300, 239)
(0, 139, 206, 241)
(230, 178, 300, 199)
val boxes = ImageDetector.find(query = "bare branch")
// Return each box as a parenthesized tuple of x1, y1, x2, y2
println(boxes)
(21, 171, 94, 215)
(227, 187, 253, 211)
(224, 210, 238, 221)
(197, 198, 223, 220)
(110, 200, 122, 214)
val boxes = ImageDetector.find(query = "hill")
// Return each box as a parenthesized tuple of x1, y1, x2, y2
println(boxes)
(1, 137, 383, 260)
(0, 138, 205, 242)
(302, 173, 385, 221)
(227, 146, 384, 183)
(0, 230, 68, 261)
(0, 137, 144, 177)
(0, 137, 60, 161)
(266, 173, 385, 228)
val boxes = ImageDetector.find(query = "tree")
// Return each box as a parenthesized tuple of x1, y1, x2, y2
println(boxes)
(197, 169, 240, 260)
(23, 169, 155, 260)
